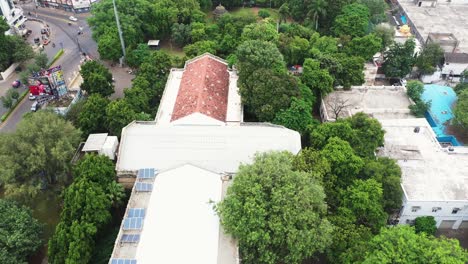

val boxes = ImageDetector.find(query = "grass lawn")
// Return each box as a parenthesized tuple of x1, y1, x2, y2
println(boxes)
(205, 6, 279, 24)
(159, 39, 185, 58)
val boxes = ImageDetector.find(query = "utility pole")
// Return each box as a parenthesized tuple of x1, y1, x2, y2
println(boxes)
(112, 0, 125, 67)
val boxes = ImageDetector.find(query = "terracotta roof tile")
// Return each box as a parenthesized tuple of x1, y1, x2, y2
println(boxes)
(171, 55, 230, 122)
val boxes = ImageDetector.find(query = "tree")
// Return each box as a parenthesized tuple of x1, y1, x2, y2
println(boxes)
(236, 40, 286, 74)
(106, 99, 143, 136)
(332, 4, 370, 38)
(301, 58, 334, 97)
(348, 226, 468, 263)
(278, 3, 290, 24)
(307, 0, 328, 30)
(325, 93, 352, 120)
(0, 93, 13, 109)
(406, 80, 424, 102)
(78, 94, 110, 136)
(183, 40, 217, 57)
(293, 147, 331, 181)
(373, 23, 395, 49)
(124, 86, 151, 113)
(414, 216, 437, 236)
(346, 112, 384, 157)
(454, 90, 468, 128)
(273, 97, 315, 135)
(409, 100, 431, 117)
(126, 44, 151, 68)
(416, 43, 444, 75)
(358, 0, 387, 24)
(344, 34, 382, 60)
(241, 22, 279, 43)
(0, 111, 81, 201)
(217, 152, 333, 264)
(0, 200, 43, 264)
(360, 157, 402, 213)
(310, 121, 357, 150)
(335, 54, 366, 88)
(10, 36, 35, 64)
(340, 179, 387, 232)
(97, 30, 122, 61)
(80, 60, 114, 97)
(171, 23, 192, 47)
(382, 39, 416, 78)
(48, 154, 125, 264)
(239, 68, 300, 121)
(35, 52, 49, 69)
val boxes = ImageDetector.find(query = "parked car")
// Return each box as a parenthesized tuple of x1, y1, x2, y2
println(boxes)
(31, 102, 40, 112)
(40, 28, 50, 36)
(34, 37, 40, 44)
(28, 94, 37, 100)
(11, 80, 21, 88)
(69, 16, 78, 22)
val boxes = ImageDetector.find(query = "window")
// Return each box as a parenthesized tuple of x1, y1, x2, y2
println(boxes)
(452, 208, 461, 214)
(432, 207, 442, 212)
(411, 206, 421, 212)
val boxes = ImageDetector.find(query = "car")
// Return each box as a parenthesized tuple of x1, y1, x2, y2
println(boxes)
(11, 80, 21, 88)
(43, 39, 50, 45)
(31, 101, 40, 112)
(28, 93, 36, 100)
(69, 16, 78, 22)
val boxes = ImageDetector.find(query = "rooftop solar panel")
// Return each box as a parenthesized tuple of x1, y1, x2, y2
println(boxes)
(137, 168, 157, 179)
(128, 208, 145, 218)
(123, 217, 143, 230)
(135, 182, 153, 192)
(121, 234, 141, 243)
(110, 259, 137, 264)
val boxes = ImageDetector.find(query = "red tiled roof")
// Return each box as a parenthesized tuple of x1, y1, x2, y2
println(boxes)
(171, 55, 230, 122)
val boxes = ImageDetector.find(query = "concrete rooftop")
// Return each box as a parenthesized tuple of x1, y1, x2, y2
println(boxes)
(377, 118, 468, 201)
(398, 0, 468, 53)
(321, 86, 413, 121)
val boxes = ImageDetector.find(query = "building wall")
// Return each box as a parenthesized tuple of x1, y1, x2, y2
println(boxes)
(441, 62, 468, 75)
(399, 200, 468, 229)
(0, 0, 26, 34)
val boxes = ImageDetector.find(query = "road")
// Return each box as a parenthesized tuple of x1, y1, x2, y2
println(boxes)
(0, 5, 133, 132)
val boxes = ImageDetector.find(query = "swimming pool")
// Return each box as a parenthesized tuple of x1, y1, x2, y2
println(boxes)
(422, 84, 462, 146)
(401, 15, 407, 25)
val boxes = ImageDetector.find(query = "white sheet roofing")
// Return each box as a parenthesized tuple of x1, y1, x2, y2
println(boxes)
(135, 164, 222, 264)
(82, 133, 108, 152)
(116, 122, 301, 173)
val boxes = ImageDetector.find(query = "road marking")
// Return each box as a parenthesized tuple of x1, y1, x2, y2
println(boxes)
(35, 13, 77, 25)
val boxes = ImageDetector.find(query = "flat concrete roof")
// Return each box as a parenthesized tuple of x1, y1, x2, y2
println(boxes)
(321, 86, 413, 121)
(116, 121, 301, 173)
(377, 118, 468, 201)
(398, 0, 468, 53)
(82, 133, 108, 152)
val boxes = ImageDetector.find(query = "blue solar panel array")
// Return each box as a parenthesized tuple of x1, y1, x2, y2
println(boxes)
(135, 182, 153, 192)
(137, 168, 157, 179)
(110, 259, 137, 264)
(121, 234, 141, 243)
(128, 208, 145, 218)
(123, 217, 143, 230)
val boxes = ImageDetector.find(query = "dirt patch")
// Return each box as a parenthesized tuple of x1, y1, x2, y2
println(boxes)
(436, 229, 468, 249)
(445, 124, 468, 145)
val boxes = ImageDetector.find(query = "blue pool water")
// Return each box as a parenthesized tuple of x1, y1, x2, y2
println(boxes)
(401, 15, 407, 24)
(421, 84, 461, 146)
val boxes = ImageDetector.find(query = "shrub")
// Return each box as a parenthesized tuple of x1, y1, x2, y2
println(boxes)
(258, 9, 270, 18)
(414, 216, 437, 236)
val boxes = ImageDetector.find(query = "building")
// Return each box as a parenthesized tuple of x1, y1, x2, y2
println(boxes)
(109, 54, 302, 264)
(0, 0, 26, 35)
(377, 118, 468, 229)
(36, 0, 92, 13)
(442, 52, 468, 81)
(396, 0, 468, 53)
(320, 86, 412, 122)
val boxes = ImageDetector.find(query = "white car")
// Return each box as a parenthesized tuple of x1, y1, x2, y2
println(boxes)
(28, 93, 36, 100)
(69, 16, 78, 22)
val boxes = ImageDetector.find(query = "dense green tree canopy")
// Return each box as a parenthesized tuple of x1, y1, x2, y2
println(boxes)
(217, 152, 333, 264)
(302, 58, 334, 96)
(414, 216, 437, 236)
(345, 34, 382, 60)
(454, 89, 468, 128)
(273, 97, 316, 135)
(416, 43, 444, 75)
(0, 20, 34, 71)
(48, 154, 124, 264)
(241, 22, 279, 43)
(0, 199, 43, 264)
(382, 39, 416, 78)
(406, 80, 424, 102)
(80, 60, 114, 97)
(78, 94, 110, 136)
(0, 111, 81, 201)
(183, 40, 218, 57)
(332, 4, 370, 38)
(340, 179, 387, 232)
(348, 226, 468, 263)
(357, 0, 387, 24)
(105, 99, 139, 136)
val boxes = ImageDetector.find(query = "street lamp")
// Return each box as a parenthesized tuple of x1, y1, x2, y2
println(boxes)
(112, 0, 126, 67)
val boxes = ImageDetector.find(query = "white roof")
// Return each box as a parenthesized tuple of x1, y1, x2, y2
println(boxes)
(147, 40, 160, 46)
(378, 118, 468, 201)
(135, 164, 223, 264)
(116, 122, 301, 173)
(82, 133, 108, 152)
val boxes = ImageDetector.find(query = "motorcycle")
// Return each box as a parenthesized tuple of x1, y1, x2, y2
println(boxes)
(52, 42, 56, 48)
